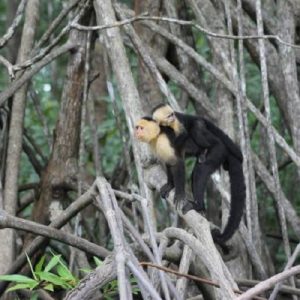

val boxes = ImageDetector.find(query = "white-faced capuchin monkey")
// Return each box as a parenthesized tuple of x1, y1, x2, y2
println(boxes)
(135, 116, 198, 209)
(152, 104, 246, 244)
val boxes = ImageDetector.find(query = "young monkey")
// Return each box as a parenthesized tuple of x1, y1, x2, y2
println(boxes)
(152, 104, 245, 244)
(135, 117, 199, 210)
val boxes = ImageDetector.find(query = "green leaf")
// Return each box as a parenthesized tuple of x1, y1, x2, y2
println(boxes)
(93, 256, 103, 267)
(56, 265, 75, 281)
(36, 272, 70, 289)
(35, 255, 46, 273)
(43, 283, 54, 292)
(25, 253, 37, 281)
(56, 258, 72, 273)
(6, 283, 32, 292)
(44, 254, 61, 272)
(0, 275, 37, 284)
(28, 281, 40, 290)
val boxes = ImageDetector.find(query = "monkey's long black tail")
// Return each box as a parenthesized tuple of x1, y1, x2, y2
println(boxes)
(212, 154, 246, 244)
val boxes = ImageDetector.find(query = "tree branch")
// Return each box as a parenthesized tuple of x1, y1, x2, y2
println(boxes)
(0, 0, 27, 48)
(0, 210, 109, 258)
(236, 266, 300, 300)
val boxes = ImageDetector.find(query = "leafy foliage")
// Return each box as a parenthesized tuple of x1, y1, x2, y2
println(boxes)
(0, 253, 78, 297)
(0, 253, 140, 299)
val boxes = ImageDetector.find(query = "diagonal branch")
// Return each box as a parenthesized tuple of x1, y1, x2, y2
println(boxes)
(0, 210, 109, 257)
(0, 0, 27, 48)
(236, 266, 300, 300)
(0, 42, 77, 108)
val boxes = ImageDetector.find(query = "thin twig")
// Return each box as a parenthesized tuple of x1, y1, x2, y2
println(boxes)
(140, 262, 266, 300)
(71, 14, 300, 49)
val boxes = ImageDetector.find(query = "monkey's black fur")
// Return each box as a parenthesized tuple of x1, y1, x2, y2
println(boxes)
(152, 105, 246, 244)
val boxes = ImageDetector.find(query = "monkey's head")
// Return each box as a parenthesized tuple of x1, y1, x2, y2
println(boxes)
(152, 104, 176, 126)
(135, 117, 160, 143)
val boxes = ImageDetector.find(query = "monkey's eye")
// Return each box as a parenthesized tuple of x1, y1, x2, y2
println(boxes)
(167, 112, 174, 118)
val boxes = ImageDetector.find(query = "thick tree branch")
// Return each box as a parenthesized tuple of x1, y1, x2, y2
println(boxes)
(0, 210, 109, 257)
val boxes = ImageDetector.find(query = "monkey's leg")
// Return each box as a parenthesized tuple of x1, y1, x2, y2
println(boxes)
(192, 163, 215, 211)
(170, 159, 186, 209)
(192, 143, 226, 211)
(160, 165, 174, 198)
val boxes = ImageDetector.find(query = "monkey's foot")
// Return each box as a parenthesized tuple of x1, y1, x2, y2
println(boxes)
(182, 200, 194, 214)
(160, 183, 173, 199)
(193, 203, 206, 213)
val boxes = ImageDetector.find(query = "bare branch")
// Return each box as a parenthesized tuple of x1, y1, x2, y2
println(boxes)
(140, 262, 266, 300)
(35, 0, 82, 49)
(71, 14, 300, 49)
(269, 243, 300, 299)
(0, 42, 77, 108)
(0, 210, 109, 257)
(13, 0, 90, 72)
(0, 0, 27, 48)
(236, 266, 300, 300)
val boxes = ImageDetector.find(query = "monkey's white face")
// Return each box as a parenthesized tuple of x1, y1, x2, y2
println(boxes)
(152, 105, 176, 126)
(135, 119, 160, 143)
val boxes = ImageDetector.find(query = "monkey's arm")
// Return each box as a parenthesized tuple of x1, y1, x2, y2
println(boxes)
(160, 160, 187, 209)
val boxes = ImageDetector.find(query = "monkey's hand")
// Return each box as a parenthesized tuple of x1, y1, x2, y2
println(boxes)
(160, 183, 174, 199)
(141, 156, 158, 168)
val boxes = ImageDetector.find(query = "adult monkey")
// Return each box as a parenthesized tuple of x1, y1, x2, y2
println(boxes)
(135, 116, 202, 210)
(152, 104, 245, 243)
